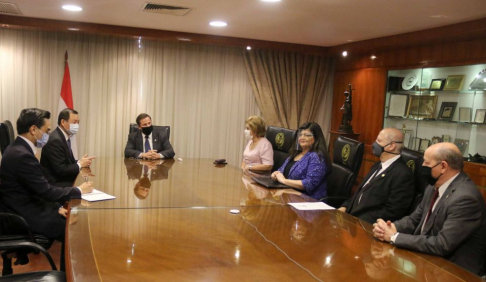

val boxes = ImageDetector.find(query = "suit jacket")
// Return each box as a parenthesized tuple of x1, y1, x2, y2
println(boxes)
(124, 158, 175, 181)
(40, 127, 79, 187)
(0, 137, 81, 239)
(342, 157, 415, 224)
(394, 172, 486, 276)
(277, 152, 330, 200)
(124, 128, 175, 159)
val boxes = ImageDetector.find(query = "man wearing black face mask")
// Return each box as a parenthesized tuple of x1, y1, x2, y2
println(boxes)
(338, 128, 415, 224)
(373, 143, 486, 276)
(124, 113, 175, 159)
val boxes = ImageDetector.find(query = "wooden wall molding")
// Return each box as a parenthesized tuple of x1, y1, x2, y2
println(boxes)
(0, 14, 329, 55)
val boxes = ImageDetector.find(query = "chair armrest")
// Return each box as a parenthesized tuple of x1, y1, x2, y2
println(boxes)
(0, 241, 57, 270)
(0, 212, 36, 242)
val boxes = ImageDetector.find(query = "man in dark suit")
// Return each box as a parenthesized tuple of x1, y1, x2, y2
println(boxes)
(40, 108, 95, 187)
(124, 113, 175, 159)
(338, 128, 415, 224)
(0, 108, 93, 269)
(373, 142, 486, 276)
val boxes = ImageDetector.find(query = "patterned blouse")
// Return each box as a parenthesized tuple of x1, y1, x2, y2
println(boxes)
(278, 151, 330, 200)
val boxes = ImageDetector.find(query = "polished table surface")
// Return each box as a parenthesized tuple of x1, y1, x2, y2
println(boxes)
(66, 158, 482, 281)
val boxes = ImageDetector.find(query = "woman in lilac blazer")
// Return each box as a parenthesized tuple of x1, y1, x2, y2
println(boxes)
(271, 122, 331, 200)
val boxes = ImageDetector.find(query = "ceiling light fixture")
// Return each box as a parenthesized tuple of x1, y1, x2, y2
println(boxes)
(209, 21, 227, 27)
(261, 0, 282, 2)
(371, 55, 376, 59)
(62, 5, 83, 12)
(246, 46, 252, 50)
(342, 51, 348, 57)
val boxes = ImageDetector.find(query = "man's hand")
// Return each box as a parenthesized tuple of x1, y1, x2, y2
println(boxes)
(78, 154, 96, 167)
(337, 207, 346, 212)
(80, 167, 95, 177)
(373, 219, 397, 242)
(141, 150, 160, 159)
(58, 207, 68, 217)
(79, 181, 94, 194)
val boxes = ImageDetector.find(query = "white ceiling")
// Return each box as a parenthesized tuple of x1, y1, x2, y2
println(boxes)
(5, 0, 486, 46)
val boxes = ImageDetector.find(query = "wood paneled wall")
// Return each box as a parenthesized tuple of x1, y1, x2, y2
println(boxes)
(329, 17, 486, 188)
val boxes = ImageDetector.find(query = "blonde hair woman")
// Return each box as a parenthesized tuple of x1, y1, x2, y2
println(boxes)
(241, 116, 274, 174)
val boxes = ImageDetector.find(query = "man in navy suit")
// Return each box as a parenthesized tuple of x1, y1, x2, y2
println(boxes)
(0, 108, 93, 269)
(338, 128, 415, 223)
(40, 108, 95, 187)
(124, 113, 175, 159)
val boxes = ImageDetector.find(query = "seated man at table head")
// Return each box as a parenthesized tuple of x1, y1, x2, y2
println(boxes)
(241, 116, 273, 174)
(125, 113, 175, 159)
(40, 108, 96, 187)
(372, 142, 486, 276)
(338, 128, 415, 224)
(0, 108, 93, 241)
(271, 122, 330, 200)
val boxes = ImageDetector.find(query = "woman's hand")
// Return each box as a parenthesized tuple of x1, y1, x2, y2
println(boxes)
(271, 171, 280, 180)
(275, 172, 287, 184)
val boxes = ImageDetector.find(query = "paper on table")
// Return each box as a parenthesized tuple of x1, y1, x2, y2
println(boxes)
(81, 189, 116, 202)
(288, 202, 335, 210)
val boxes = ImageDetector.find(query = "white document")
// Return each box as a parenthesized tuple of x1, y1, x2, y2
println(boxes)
(288, 202, 335, 210)
(81, 189, 116, 202)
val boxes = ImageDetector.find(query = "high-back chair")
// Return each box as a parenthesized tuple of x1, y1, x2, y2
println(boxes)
(265, 126, 297, 172)
(0, 120, 14, 155)
(129, 123, 170, 139)
(401, 148, 428, 213)
(322, 136, 364, 207)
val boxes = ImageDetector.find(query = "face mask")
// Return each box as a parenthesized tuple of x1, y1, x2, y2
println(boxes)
(35, 127, 49, 148)
(68, 123, 79, 136)
(422, 162, 442, 186)
(244, 129, 251, 139)
(371, 141, 401, 157)
(141, 125, 153, 136)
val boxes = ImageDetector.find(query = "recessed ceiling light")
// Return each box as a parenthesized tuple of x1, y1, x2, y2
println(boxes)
(261, 0, 281, 2)
(209, 21, 227, 27)
(68, 28, 79, 31)
(371, 55, 376, 59)
(342, 51, 348, 57)
(246, 46, 252, 50)
(62, 5, 83, 12)
(177, 38, 191, 41)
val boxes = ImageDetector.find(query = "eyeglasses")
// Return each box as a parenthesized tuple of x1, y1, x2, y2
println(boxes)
(298, 133, 314, 138)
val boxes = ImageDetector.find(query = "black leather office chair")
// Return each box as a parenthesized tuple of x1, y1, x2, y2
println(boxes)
(129, 123, 170, 139)
(0, 241, 65, 282)
(0, 212, 53, 276)
(322, 136, 364, 208)
(0, 120, 14, 155)
(401, 148, 428, 213)
(265, 126, 297, 172)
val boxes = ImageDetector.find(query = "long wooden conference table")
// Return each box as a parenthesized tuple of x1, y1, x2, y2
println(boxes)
(66, 157, 482, 281)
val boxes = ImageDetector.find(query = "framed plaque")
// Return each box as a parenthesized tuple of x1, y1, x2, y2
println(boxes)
(388, 94, 409, 117)
(458, 107, 472, 123)
(403, 130, 413, 148)
(407, 95, 438, 119)
(444, 75, 465, 91)
(429, 79, 446, 91)
(412, 137, 421, 151)
(474, 109, 486, 123)
(437, 102, 457, 121)
(431, 136, 442, 144)
(442, 135, 451, 142)
(454, 138, 469, 156)
(419, 139, 430, 152)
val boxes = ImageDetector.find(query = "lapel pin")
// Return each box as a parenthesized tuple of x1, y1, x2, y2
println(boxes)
(381, 174, 385, 177)
(446, 195, 450, 199)
(154, 139, 157, 142)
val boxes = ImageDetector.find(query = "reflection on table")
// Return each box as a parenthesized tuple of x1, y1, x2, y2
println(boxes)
(67, 158, 481, 282)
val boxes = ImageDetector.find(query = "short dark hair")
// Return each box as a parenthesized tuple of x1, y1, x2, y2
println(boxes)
(136, 113, 151, 126)
(58, 108, 78, 125)
(16, 108, 51, 135)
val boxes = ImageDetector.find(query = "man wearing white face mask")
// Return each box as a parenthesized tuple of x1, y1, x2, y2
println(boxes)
(41, 108, 96, 187)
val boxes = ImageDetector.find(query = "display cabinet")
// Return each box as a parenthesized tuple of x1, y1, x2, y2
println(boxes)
(384, 64, 486, 164)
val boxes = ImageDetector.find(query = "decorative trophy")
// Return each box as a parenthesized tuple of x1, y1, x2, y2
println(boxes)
(338, 84, 354, 133)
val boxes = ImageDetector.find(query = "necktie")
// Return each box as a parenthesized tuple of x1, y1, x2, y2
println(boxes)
(144, 135, 151, 152)
(67, 138, 71, 150)
(356, 164, 383, 205)
(423, 188, 439, 228)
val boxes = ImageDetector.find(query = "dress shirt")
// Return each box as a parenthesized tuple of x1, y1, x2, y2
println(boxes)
(58, 126, 81, 170)
(138, 132, 164, 159)
(363, 155, 401, 187)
